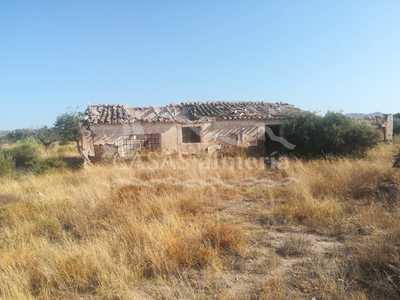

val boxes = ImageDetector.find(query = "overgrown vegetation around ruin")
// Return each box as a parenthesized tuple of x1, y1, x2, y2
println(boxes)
(0, 112, 83, 177)
(282, 112, 380, 157)
(0, 141, 81, 176)
(0, 142, 399, 299)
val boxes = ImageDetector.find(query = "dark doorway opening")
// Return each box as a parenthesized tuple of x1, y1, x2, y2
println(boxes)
(182, 127, 201, 143)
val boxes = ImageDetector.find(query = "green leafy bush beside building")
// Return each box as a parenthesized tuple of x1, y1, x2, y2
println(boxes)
(282, 112, 380, 157)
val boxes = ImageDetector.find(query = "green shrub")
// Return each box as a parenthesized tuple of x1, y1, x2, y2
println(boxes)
(2, 143, 66, 174)
(54, 112, 82, 143)
(282, 112, 380, 157)
(5, 129, 36, 143)
(0, 151, 15, 176)
(22, 157, 67, 175)
(6, 142, 40, 169)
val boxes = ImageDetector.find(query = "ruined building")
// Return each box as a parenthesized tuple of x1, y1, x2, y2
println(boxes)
(349, 114, 394, 142)
(80, 101, 300, 162)
(366, 115, 394, 142)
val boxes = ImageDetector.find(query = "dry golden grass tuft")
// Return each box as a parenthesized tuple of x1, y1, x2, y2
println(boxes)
(261, 275, 292, 300)
(345, 227, 400, 299)
(271, 196, 345, 231)
(276, 235, 311, 257)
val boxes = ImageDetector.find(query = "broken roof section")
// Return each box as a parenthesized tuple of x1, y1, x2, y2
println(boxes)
(182, 101, 299, 121)
(85, 105, 131, 125)
(84, 101, 300, 125)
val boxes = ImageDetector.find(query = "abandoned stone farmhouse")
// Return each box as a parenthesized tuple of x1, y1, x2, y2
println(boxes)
(80, 101, 300, 161)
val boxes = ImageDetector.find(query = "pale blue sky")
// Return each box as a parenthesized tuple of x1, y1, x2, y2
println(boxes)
(1, 1, 399, 130)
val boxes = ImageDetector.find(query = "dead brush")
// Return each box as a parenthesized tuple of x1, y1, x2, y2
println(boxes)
(289, 256, 351, 300)
(23, 243, 132, 298)
(111, 184, 213, 220)
(276, 235, 311, 257)
(346, 168, 400, 205)
(0, 144, 398, 299)
(261, 274, 291, 300)
(355, 205, 400, 232)
(33, 217, 63, 241)
(113, 183, 183, 204)
(201, 222, 246, 256)
(114, 217, 244, 278)
(0, 155, 253, 298)
(345, 228, 400, 299)
(175, 193, 208, 216)
(271, 195, 345, 232)
(285, 155, 400, 204)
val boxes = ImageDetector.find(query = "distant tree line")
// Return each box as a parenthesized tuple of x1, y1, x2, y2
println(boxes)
(0, 112, 84, 176)
(1, 112, 83, 149)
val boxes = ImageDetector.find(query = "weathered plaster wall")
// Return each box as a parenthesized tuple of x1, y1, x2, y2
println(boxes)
(208, 120, 265, 146)
(80, 127, 95, 158)
(363, 115, 394, 142)
(83, 119, 286, 160)
(175, 120, 268, 154)
(84, 122, 178, 159)
(384, 115, 394, 142)
(90, 123, 174, 141)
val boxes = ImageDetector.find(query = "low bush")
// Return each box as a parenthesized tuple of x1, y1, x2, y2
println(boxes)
(277, 235, 311, 257)
(30, 157, 68, 174)
(5, 142, 40, 169)
(285, 157, 400, 204)
(345, 228, 400, 299)
(282, 112, 380, 157)
(0, 152, 15, 176)
(0, 143, 68, 175)
(271, 195, 344, 231)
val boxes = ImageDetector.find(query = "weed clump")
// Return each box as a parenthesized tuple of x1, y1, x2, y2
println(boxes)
(0, 152, 14, 176)
(345, 228, 400, 299)
(277, 235, 311, 257)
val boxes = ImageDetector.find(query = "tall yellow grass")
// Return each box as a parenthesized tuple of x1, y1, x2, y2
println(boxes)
(0, 143, 399, 299)
(0, 155, 258, 299)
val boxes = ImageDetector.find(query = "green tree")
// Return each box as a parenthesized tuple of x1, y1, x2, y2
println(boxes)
(35, 127, 59, 151)
(6, 129, 36, 142)
(54, 113, 82, 144)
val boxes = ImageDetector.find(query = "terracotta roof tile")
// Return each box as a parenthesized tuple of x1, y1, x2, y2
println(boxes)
(85, 101, 300, 125)
(85, 105, 131, 125)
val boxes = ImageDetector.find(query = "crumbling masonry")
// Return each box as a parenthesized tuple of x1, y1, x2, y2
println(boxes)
(79, 101, 300, 162)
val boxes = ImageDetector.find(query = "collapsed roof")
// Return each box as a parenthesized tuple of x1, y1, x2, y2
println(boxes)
(84, 101, 301, 125)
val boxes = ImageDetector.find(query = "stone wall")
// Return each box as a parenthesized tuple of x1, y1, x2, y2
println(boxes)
(384, 115, 394, 142)
(81, 119, 278, 161)
(366, 115, 394, 142)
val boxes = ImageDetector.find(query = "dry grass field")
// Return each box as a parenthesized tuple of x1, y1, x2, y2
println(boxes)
(0, 144, 400, 299)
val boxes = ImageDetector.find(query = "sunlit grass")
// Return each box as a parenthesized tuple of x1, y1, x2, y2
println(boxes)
(0, 143, 399, 298)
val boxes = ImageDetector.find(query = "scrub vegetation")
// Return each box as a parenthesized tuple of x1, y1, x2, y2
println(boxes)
(0, 141, 399, 299)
